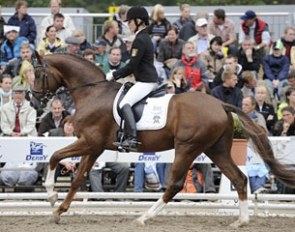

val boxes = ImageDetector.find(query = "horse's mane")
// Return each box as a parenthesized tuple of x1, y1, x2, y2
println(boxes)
(46, 53, 106, 77)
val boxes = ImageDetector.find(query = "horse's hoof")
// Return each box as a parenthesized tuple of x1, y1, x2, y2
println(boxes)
(50, 210, 61, 224)
(133, 217, 145, 226)
(229, 219, 249, 228)
(48, 192, 58, 207)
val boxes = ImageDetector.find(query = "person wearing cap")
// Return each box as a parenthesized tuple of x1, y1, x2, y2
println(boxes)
(262, 41, 290, 100)
(105, 6, 158, 151)
(0, 25, 28, 67)
(55, 36, 82, 55)
(92, 39, 108, 67)
(188, 18, 215, 55)
(238, 10, 271, 56)
(39, 0, 76, 44)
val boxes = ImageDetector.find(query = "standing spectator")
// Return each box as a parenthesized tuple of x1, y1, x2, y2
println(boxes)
(199, 36, 224, 85)
(0, 74, 13, 107)
(157, 26, 185, 76)
(0, 25, 28, 67)
(3, 42, 37, 79)
(0, 4, 6, 46)
(188, 18, 215, 55)
(213, 55, 243, 88)
(102, 47, 125, 74)
(38, 98, 70, 136)
(255, 84, 277, 135)
(37, 25, 63, 56)
(72, 29, 91, 51)
(208, 8, 237, 55)
(211, 68, 243, 108)
(263, 41, 289, 100)
(7, 1, 36, 47)
(169, 67, 189, 94)
(99, 20, 126, 53)
(39, 0, 75, 43)
(0, 86, 38, 188)
(272, 26, 295, 71)
(92, 39, 108, 67)
(52, 13, 72, 44)
(173, 41, 209, 91)
(148, 4, 171, 54)
(113, 5, 131, 39)
(172, 4, 193, 32)
(239, 10, 271, 58)
(240, 71, 257, 97)
(237, 36, 261, 75)
(55, 36, 81, 55)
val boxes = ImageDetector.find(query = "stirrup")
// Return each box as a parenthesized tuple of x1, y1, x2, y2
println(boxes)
(112, 141, 129, 153)
(121, 138, 140, 152)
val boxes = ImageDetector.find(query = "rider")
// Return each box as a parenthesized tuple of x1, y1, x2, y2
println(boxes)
(106, 6, 158, 151)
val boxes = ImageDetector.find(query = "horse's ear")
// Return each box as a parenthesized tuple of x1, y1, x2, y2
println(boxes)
(34, 50, 43, 65)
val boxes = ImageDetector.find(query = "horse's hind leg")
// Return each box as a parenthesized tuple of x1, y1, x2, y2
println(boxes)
(136, 145, 199, 226)
(52, 153, 99, 223)
(205, 141, 249, 228)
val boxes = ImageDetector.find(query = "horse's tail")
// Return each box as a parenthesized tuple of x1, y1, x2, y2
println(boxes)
(223, 103, 295, 188)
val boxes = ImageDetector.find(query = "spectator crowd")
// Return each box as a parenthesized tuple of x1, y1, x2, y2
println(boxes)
(0, 1, 294, 195)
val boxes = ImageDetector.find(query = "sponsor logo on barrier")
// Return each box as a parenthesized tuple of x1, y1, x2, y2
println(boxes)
(26, 141, 49, 161)
(138, 153, 161, 162)
(194, 154, 209, 162)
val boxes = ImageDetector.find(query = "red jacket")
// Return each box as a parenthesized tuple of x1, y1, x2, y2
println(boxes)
(241, 18, 269, 45)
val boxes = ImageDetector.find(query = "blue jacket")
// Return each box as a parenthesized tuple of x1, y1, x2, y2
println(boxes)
(211, 85, 243, 109)
(8, 13, 37, 45)
(263, 54, 290, 81)
(0, 36, 28, 65)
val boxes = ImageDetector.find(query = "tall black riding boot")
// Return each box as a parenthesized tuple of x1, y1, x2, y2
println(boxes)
(120, 104, 139, 151)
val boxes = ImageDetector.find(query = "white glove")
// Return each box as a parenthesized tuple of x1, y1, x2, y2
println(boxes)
(106, 70, 115, 81)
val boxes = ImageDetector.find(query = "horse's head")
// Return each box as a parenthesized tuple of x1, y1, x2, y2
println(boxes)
(32, 53, 62, 107)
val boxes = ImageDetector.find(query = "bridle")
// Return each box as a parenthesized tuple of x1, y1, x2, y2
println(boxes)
(32, 58, 107, 107)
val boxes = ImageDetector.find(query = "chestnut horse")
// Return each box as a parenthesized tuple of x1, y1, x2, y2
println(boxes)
(33, 54, 295, 228)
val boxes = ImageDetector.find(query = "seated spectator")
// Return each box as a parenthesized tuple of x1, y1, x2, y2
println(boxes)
(169, 67, 189, 94)
(3, 42, 37, 79)
(255, 84, 277, 135)
(241, 71, 257, 97)
(72, 29, 91, 51)
(263, 41, 290, 101)
(199, 36, 224, 85)
(89, 162, 130, 193)
(277, 87, 295, 120)
(0, 4, 6, 46)
(238, 36, 261, 75)
(38, 98, 70, 136)
(92, 39, 108, 67)
(208, 8, 237, 55)
(282, 70, 295, 99)
(0, 85, 38, 188)
(211, 68, 243, 108)
(213, 55, 243, 88)
(55, 36, 82, 55)
(51, 13, 72, 44)
(102, 47, 125, 74)
(7, 0, 36, 47)
(0, 74, 13, 106)
(12, 60, 35, 89)
(148, 4, 171, 54)
(37, 25, 64, 56)
(271, 26, 295, 71)
(99, 20, 126, 53)
(239, 10, 271, 59)
(173, 41, 209, 91)
(172, 4, 193, 32)
(157, 26, 185, 76)
(82, 49, 96, 63)
(273, 106, 295, 136)
(188, 18, 215, 55)
(0, 25, 28, 67)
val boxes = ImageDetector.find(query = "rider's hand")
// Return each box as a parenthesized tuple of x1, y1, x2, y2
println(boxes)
(106, 70, 115, 81)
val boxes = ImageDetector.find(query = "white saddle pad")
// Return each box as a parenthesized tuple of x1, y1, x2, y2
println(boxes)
(113, 86, 174, 131)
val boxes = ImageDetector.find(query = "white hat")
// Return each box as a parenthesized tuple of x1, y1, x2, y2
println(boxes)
(4, 25, 20, 34)
(196, 18, 208, 27)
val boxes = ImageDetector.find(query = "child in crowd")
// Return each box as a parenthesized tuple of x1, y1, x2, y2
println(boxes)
(169, 67, 189, 94)
(0, 74, 13, 106)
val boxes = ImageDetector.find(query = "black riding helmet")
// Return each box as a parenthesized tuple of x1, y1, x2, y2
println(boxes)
(126, 6, 149, 26)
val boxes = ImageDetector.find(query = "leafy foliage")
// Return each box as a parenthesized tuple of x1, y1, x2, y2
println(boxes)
(233, 117, 247, 139)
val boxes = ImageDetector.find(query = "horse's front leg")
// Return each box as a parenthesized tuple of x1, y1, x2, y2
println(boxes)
(52, 153, 99, 223)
